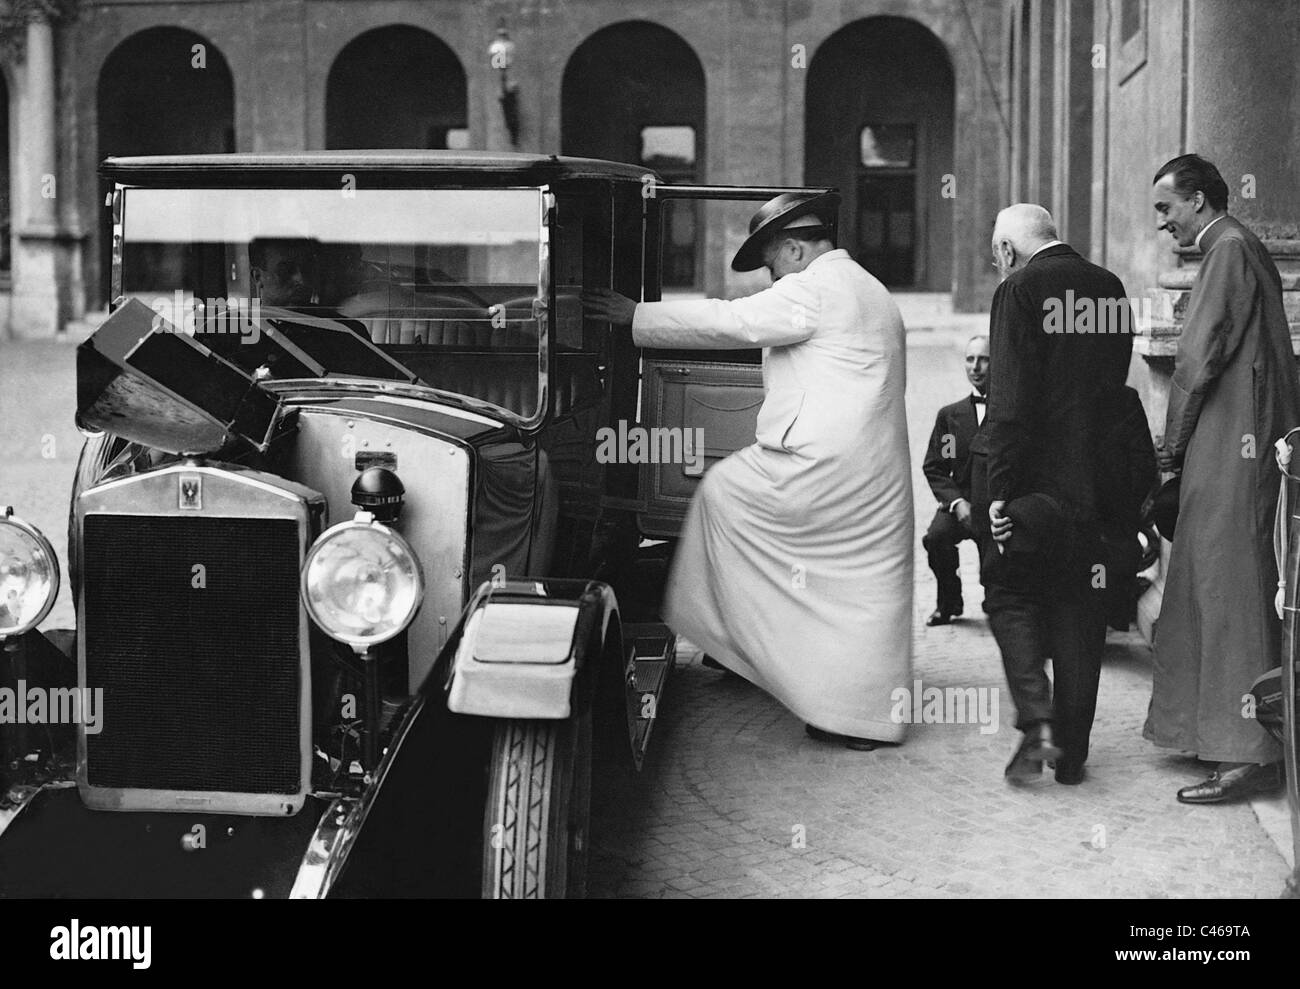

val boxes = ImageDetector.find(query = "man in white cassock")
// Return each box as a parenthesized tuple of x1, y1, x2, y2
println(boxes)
(584, 192, 913, 749)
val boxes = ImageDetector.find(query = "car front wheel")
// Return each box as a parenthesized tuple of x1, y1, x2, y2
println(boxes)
(481, 711, 592, 899)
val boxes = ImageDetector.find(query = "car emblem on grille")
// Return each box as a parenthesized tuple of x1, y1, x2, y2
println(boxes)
(179, 474, 202, 511)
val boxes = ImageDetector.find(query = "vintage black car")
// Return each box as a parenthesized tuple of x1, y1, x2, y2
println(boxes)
(0, 151, 824, 898)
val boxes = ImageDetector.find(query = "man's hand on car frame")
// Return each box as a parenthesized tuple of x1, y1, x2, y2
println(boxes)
(582, 288, 637, 327)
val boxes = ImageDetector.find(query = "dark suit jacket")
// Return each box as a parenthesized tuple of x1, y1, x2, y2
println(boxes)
(1095, 383, 1158, 536)
(923, 395, 983, 508)
(983, 244, 1134, 524)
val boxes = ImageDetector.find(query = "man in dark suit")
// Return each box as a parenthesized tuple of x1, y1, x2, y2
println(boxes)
(248, 237, 372, 341)
(974, 204, 1133, 786)
(921, 335, 989, 625)
(1095, 383, 1159, 631)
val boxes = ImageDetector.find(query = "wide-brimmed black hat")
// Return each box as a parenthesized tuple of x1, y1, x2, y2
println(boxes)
(731, 191, 841, 272)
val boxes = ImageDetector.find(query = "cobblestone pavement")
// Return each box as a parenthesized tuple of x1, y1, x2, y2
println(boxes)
(1, 326, 1292, 898)
(587, 327, 1294, 899)
(0, 338, 82, 628)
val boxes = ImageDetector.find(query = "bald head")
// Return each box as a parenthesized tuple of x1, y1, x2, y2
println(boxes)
(991, 204, 1059, 279)
(993, 204, 1058, 252)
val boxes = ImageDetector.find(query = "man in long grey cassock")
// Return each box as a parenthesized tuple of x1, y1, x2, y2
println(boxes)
(584, 192, 913, 748)
(1147, 154, 1300, 803)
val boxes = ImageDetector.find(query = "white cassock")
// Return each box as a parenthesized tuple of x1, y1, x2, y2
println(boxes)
(632, 248, 914, 740)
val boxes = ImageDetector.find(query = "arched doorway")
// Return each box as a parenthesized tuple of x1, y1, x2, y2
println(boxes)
(96, 28, 235, 306)
(325, 26, 467, 149)
(561, 22, 705, 288)
(806, 18, 954, 290)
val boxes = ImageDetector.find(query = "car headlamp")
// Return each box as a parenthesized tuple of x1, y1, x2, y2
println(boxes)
(0, 509, 61, 638)
(301, 512, 424, 649)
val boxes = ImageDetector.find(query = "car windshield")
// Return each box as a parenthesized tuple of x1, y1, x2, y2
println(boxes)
(118, 186, 547, 420)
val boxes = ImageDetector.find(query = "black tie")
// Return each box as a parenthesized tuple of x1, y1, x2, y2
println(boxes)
(972, 395, 986, 405)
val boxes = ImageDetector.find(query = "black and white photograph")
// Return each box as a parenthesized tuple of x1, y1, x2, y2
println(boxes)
(0, 0, 1297, 955)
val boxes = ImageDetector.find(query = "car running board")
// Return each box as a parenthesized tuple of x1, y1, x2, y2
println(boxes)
(620, 623, 676, 771)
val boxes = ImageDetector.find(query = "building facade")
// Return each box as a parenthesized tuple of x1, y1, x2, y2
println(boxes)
(1, 0, 1010, 338)
(1008, 0, 1300, 412)
(1005, 0, 1300, 638)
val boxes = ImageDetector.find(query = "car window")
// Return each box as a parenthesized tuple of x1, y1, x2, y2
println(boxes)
(119, 186, 547, 420)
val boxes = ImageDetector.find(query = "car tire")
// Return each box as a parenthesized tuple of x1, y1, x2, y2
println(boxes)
(482, 712, 592, 899)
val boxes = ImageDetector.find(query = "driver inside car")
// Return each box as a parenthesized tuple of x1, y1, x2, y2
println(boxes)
(250, 237, 316, 308)
(249, 237, 370, 339)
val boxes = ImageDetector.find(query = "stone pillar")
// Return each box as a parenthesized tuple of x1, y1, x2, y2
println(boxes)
(1026, 1, 1055, 205)
(249, 0, 308, 152)
(10, 15, 62, 338)
(1183, 0, 1300, 336)
(1140, 0, 1300, 367)
(1008, 4, 1027, 200)
(1051, 0, 1094, 254)
(1187, 0, 1300, 242)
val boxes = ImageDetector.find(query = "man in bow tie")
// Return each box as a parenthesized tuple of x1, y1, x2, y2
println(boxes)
(921, 335, 989, 626)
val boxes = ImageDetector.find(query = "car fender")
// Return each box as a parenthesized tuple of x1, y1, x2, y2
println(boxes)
(292, 578, 621, 898)
(445, 578, 618, 720)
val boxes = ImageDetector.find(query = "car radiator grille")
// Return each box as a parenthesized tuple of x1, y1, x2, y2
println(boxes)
(82, 515, 302, 794)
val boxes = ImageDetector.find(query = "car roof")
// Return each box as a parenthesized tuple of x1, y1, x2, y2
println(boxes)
(101, 150, 655, 186)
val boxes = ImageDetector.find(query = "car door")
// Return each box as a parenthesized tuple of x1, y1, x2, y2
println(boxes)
(636, 184, 833, 537)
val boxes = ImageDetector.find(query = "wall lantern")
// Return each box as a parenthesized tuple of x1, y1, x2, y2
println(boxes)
(488, 19, 521, 147)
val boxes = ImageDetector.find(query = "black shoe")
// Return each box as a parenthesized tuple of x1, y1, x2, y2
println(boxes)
(926, 609, 959, 626)
(1176, 762, 1283, 804)
(1055, 764, 1086, 785)
(701, 654, 740, 678)
(805, 724, 883, 751)
(1005, 723, 1063, 783)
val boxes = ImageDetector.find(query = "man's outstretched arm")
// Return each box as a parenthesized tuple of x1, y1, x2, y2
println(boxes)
(583, 277, 821, 350)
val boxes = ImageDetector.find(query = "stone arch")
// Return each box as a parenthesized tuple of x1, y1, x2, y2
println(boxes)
(561, 20, 706, 287)
(95, 27, 235, 304)
(805, 16, 955, 289)
(325, 25, 467, 149)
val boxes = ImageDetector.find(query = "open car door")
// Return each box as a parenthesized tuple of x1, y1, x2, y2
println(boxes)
(1277, 431, 1300, 898)
(637, 184, 834, 537)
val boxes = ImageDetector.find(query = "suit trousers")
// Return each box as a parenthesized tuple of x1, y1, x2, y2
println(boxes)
(983, 543, 1108, 774)
(922, 508, 973, 611)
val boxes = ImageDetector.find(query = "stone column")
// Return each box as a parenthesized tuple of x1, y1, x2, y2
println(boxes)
(1184, 0, 1300, 332)
(1051, 0, 1094, 254)
(10, 14, 62, 338)
(1142, 0, 1300, 367)
(1187, 0, 1300, 243)
(249, 0, 308, 152)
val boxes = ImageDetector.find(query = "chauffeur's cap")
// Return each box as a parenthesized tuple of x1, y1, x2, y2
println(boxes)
(731, 191, 841, 272)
